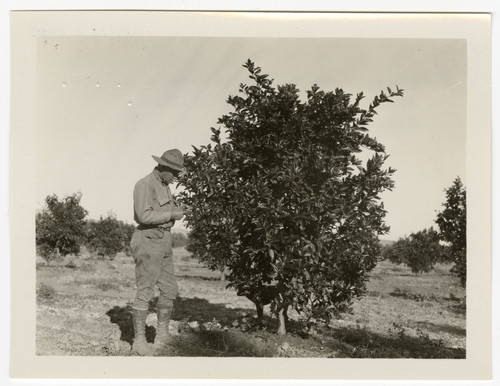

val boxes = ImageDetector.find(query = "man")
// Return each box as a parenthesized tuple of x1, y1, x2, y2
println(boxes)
(129, 149, 185, 356)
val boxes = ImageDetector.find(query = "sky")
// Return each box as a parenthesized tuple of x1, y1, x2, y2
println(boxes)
(35, 36, 466, 240)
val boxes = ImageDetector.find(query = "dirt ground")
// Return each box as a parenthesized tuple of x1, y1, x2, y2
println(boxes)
(36, 247, 466, 358)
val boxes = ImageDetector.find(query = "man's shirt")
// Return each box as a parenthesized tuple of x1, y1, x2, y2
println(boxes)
(133, 171, 175, 226)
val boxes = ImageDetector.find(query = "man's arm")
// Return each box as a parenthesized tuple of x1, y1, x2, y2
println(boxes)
(134, 182, 173, 225)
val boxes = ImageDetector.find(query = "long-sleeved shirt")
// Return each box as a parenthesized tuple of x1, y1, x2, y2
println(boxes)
(133, 171, 176, 227)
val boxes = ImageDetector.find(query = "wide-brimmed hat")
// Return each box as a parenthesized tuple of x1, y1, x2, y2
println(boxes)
(152, 149, 184, 171)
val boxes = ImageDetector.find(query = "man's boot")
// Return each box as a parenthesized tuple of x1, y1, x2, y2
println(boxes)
(154, 307, 175, 353)
(131, 308, 154, 356)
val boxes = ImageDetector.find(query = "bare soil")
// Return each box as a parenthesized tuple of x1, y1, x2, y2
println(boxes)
(36, 248, 466, 358)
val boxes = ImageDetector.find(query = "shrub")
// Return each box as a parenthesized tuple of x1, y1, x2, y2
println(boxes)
(179, 60, 403, 334)
(37, 283, 56, 300)
(65, 259, 78, 269)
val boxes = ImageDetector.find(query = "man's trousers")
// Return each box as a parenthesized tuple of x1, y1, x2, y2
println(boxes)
(130, 228, 178, 310)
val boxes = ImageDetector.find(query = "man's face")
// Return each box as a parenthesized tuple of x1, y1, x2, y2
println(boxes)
(158, 165, 179, 184)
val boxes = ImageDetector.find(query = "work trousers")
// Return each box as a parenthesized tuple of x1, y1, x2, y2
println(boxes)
(130, 227, 178, 311)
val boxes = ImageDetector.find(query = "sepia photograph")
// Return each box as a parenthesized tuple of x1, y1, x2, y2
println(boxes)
(8, 9, 492, 381)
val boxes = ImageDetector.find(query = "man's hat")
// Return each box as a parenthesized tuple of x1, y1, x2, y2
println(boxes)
(152, 149, 184, 171)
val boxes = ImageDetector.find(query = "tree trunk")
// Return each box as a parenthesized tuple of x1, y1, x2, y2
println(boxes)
(276, 307, 287, 335)
(256, 304, 264, 323)
(220, 270, 225, 281)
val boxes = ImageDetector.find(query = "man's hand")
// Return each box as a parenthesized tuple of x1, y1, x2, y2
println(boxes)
(171, 206, 185, 220)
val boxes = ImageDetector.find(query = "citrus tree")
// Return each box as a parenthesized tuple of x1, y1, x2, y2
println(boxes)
(383, 228, 445, 274)
(85, 214, 125, 259)
(36, 193, 88, 261)
(179, 60, 403, 334)
(436, 177, 466, 287)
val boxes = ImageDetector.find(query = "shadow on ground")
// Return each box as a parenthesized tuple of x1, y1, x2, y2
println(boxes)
(175, 274, 222, 281)
(105, 305, 156, 345)
(323, 325, 466, 358)
(411, 321, 466, 337)
(105, 296, 256, 354)
(105, 298, 465, 358)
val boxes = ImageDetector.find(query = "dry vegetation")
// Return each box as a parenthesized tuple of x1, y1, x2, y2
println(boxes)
(36, 247, 465, 358)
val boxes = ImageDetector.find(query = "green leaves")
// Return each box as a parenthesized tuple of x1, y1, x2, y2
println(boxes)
(36, 193, 88, 260)
(178, 60, 402, 328)
(435, 177, 466, 287)
(383, 228, 445, 274)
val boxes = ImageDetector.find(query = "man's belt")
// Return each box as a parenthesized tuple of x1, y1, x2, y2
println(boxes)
(137, 224, 172, 232)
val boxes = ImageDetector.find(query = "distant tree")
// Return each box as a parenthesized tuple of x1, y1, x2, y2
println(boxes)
(172, 232, 188, 248)
(85, 213, 124, 259)
(179, 60, 403, 334)
(36, 193, 88, 261)
(404, 228, 444, 274)
(384, 227, 445, 274)
(383, 228, 444, 274)
(382, 237, 409, 265)
(120, 222, 136, 256)
(185, 231, 195, 253)
(436, 177, 466, 287)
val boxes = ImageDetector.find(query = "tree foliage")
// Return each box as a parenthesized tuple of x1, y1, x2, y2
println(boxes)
(179, 60, 403, 333)
(172, 232, 188, 248)
(436, 177, 466, 287)
(36, 193, 88, 260)
(85, 213, 130, 259)
(383, 228, 445, 274)
(382, 239, 408, 265)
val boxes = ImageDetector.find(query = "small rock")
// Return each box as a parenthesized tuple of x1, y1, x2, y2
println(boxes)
(280, 342, 290, 351)
(188, 321, 200, 330)
(169, 321, 180, 336)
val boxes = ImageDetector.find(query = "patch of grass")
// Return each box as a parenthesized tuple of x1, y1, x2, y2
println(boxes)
(80, 263, 96, 272)
(65, 260, 78, 269)
(174, 329, 278, 357)
(72, 277, 120, 291)
(36, 261, 45, 269)
(409, 320, 466, 337)
(37, 283, 56, 301)
(96, 282, 120, 292)
(105, 262, 117, 270)
(390, 287, 438, 302)
(449, 297, 466, 315)
(327, 325, 465, 358)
